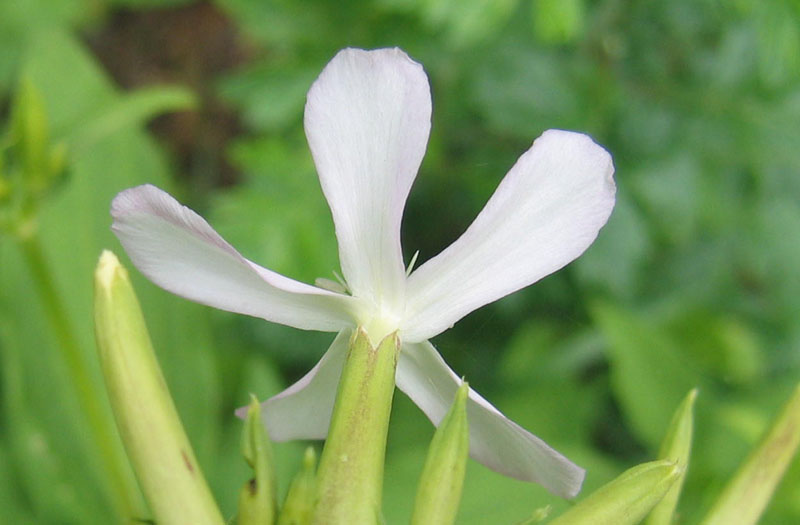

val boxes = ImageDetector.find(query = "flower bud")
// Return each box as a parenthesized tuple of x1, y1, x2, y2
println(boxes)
(700, 383, 800, 525)
(278, 447, 318, 525)
(237, 395, 277, 525)
(548, 460, 681, 525)
(411, 380, 469, 525)
(94, 250, 224, 525)
(312, 328, 399, 524)
(11, 75, 49, 190)
(644, 388, 696, 525)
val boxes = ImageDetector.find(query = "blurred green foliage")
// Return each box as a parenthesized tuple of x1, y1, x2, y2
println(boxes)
(1, 0, 799, 523)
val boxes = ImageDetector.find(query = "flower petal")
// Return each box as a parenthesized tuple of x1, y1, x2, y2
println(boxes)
(403, 130, 615, 342)
(305, 48, 431, 310)
(235, 330, 351, 441)
(397, 340, 585, 498)
(112, 185, 363, 332)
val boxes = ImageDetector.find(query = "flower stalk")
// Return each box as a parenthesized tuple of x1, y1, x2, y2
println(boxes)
(312, 328, 400, 524)
(94, 250, 224, 525)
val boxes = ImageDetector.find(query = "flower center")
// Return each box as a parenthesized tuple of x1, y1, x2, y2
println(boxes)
(362, 310, 402, 346)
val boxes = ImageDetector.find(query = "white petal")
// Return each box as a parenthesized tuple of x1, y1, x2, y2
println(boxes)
(397, 340, 585, 498)
(305, 48, 431, 310)
(403, 130, 615, 342)
(235, 330, 351, 441)
(112, 185, 363, 332)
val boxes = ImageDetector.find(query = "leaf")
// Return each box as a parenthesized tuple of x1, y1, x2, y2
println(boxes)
(470, 43, 583, 138)
(217, 63, 316, 132)
(0, 322, 108, 523)
(0, 438, 36, 523)
(214, 135, 338, 286)
(0, 29, 221, 521)
(574, 195, 652, 299)
(66, 85, 197, 156)
(532, 0, 585, 44)
(592, 303, 703, 448)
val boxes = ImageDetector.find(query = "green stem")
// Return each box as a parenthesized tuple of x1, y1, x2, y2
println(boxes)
(18, 234, 145, 520)
(313, 328, 400, 525)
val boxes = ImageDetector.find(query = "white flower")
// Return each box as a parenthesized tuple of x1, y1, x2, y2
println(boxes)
(111, 48, 615, 498)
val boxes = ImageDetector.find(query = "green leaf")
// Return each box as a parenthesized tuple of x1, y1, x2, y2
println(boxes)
(532, 0, 584, 44)
(215, 135, 338, 287)
(66, 85, 197, 157)
(592, 303, 703, 448)
(0, 29, 221, 522)
(0, 439, 35, 522)
(470, 44, 583, 138)
(217, 63, 316, 132)
(0, 322, 108, 523)
(575, 195, 652, 299)
(418, 0, 518, 47)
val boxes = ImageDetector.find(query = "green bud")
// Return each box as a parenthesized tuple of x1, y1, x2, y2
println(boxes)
(411, 381, 469, 525)
(278, 447, 318, 525)
(94, 251, 224, 525)
(700, 383, 800, 525)
(48, 141, 68, 183)
(644, 388, 697, 525)
(11, 75, 49, 191)
(238, 396, 277, 525)
(313, 328, 399, 524)
(548, 460, 681, 525)
(533, 0, 584, 44)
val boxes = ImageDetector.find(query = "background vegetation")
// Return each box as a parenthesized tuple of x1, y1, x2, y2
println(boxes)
(1, 0, 799, 522)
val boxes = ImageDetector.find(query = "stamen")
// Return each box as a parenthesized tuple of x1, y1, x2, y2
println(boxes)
(406, 250, 420, 277)
(314, 277, 347, 294)
(332, 270, 350, 293)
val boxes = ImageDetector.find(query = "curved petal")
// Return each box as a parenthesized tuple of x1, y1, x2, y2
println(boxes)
(396, 340, 585, 498)
(235, 330, 351, 441)
(305, 48, 432, 310)
(403, 130, 615, 342)
(112, 185, 363, 332)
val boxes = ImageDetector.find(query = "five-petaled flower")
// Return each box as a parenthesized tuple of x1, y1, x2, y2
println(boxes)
(111, 48, 615, 498)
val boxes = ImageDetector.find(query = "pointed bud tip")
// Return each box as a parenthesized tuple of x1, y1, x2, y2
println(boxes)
(303, 446, 317, 468)
(453, 380, 469, 413)
(456, 379, 469, 398)
(688, 388, 698, 403)
(247, 394, 261, 414)
(411, 379, 470, 525)
(96, 250, 127, 290)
